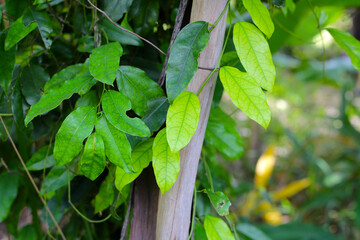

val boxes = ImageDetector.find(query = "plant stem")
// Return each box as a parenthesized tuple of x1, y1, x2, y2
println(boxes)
(187, 188, 198, 240)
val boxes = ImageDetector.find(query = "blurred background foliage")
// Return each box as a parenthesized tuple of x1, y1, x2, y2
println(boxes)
(0, 0, 360, 239)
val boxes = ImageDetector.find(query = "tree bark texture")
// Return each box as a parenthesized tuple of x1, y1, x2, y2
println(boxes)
(156, 1, 229, 239)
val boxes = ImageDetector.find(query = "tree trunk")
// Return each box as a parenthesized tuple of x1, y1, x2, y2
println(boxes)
(156, 1, 228, 239)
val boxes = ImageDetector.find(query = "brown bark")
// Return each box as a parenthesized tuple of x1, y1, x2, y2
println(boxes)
(156, 1, 229, 239)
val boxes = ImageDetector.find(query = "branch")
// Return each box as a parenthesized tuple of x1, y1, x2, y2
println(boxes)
(86, 0, 166, 56)
(0, 116, 67, 240)
(158, 0, 190, 86)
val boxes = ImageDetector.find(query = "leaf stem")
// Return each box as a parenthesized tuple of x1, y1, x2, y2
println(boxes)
(86, 0, 166, 55)
(0, 113, 13, 117)
(67, 169, 111, 223)
(210, 0, 230, 33)
(187, 187, 198, 240)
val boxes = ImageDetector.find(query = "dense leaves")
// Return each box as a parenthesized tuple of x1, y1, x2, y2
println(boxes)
(0, 33, 16, 95)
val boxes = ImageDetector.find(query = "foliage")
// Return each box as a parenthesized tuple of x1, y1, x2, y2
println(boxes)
(0, 0, 360, 239)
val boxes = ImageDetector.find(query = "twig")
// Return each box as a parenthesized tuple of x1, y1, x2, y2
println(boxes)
(158, 0, 190, 86)
(120, 183, 134, 240)
(0, 116, 67, 240)
(0, 158, 10, 172)
(86, 0, 166, 56)
(45, 0, 68, 27)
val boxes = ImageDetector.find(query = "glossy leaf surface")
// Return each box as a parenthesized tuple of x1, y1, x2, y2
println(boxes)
(166, 21, 210, 102)
(25, 62, 96, 125)
(23, 8, 53, 49)
(5, 16, 37, 50)
(220, 67, 271, 129)
(95, 115, 133, 173)
(152, 128, 180, 194)
(233, 21, 275, 92)
(116, 66, 164, 116)
(327, 28, 360, 71)
(54, 106, 97, 166)
(243, 0, 274, 38)
(102, 90, 150, 137)
(80, 133, 106, 181)
(166, 91, 200, 152)
(204, 215, 235, 240)
(89, 42, 123, 85)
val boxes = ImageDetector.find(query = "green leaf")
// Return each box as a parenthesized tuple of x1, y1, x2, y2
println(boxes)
(93, 173, 115, 213)
(115, 138, 153, 192)
(327, 28, 360, 71)
(102, 90, 150, 137)
(26, 145, 56, 171)
(166, 91, 201, 152)
(219, 66, 271, 129)
(116, 66, 164, 116)
(166, 21, 210, 102)
(205, 190, 231, 216)
(0, 173, 20, 221)
(25, 61, 97, 125)
(152, 128, 180, 194)
(0, 33, 16, 95)
(205, 107, 244, 159)
(233, 21, 276, 92)
(103, 0, 133, 22)
(77, 36, 95, 53)
(75, 90, 98, 109)
(243, 0, 274, 38)
(80, 133, 106, 181)
(40, 165, 74, 195)
(20, 65, 49, 105)
(128, 0, 159, 35)
(89, 42, 123, 85)
(54, 106, 97, 166)
(236, 223, 271, 240)
(23, 8, 53, 49)
(99, 17, 142, 46)
(5, 16, 37, 50)
(204, 215, 235, 240)
(95, 115, 133, 173)
(16, 44, 44, 67)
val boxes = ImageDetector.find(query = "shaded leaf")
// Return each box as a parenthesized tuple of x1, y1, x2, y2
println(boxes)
(80, 133, 106, 181)
(54, 106, 97, 166)
(40, 165, 74, 195)
(77, 36, 95, 53)
(25, 61, 97, 125)
(75, 90, 98, 109)
(0, 33, 16, 95)
(205, 190, 231, 216)
(219, 67, 271, 129)
(102, 90, 150, 137)
(237, 223, 272, 240)
(99, 17, 142, 46)
(115, 138, 153, 191)
(103, 0, 133, 22)
(233, 21, 276, 92)
(166, 91, 200, 152)
(20, 65, 49, 105)
(23, 8, 53, 49)
(128, 0, 159, 35)
(243, 0, 274, 38)
(166, 21, 210, 102)
(152, 128, 180, 194)
(204, 215, 235, 240)
(0, 173, 20, 221)
(327, 28, 360, 71)
(16, 45, 44, 67)
(5, 16, 37, 50)
(116, 66, 164, 116)
(93, 173, 114, 213)
(89, 42, 123, 85)
(26, 145, 55, 171)
(205, 107, 243, 159)
(95, 115, 133, 173)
